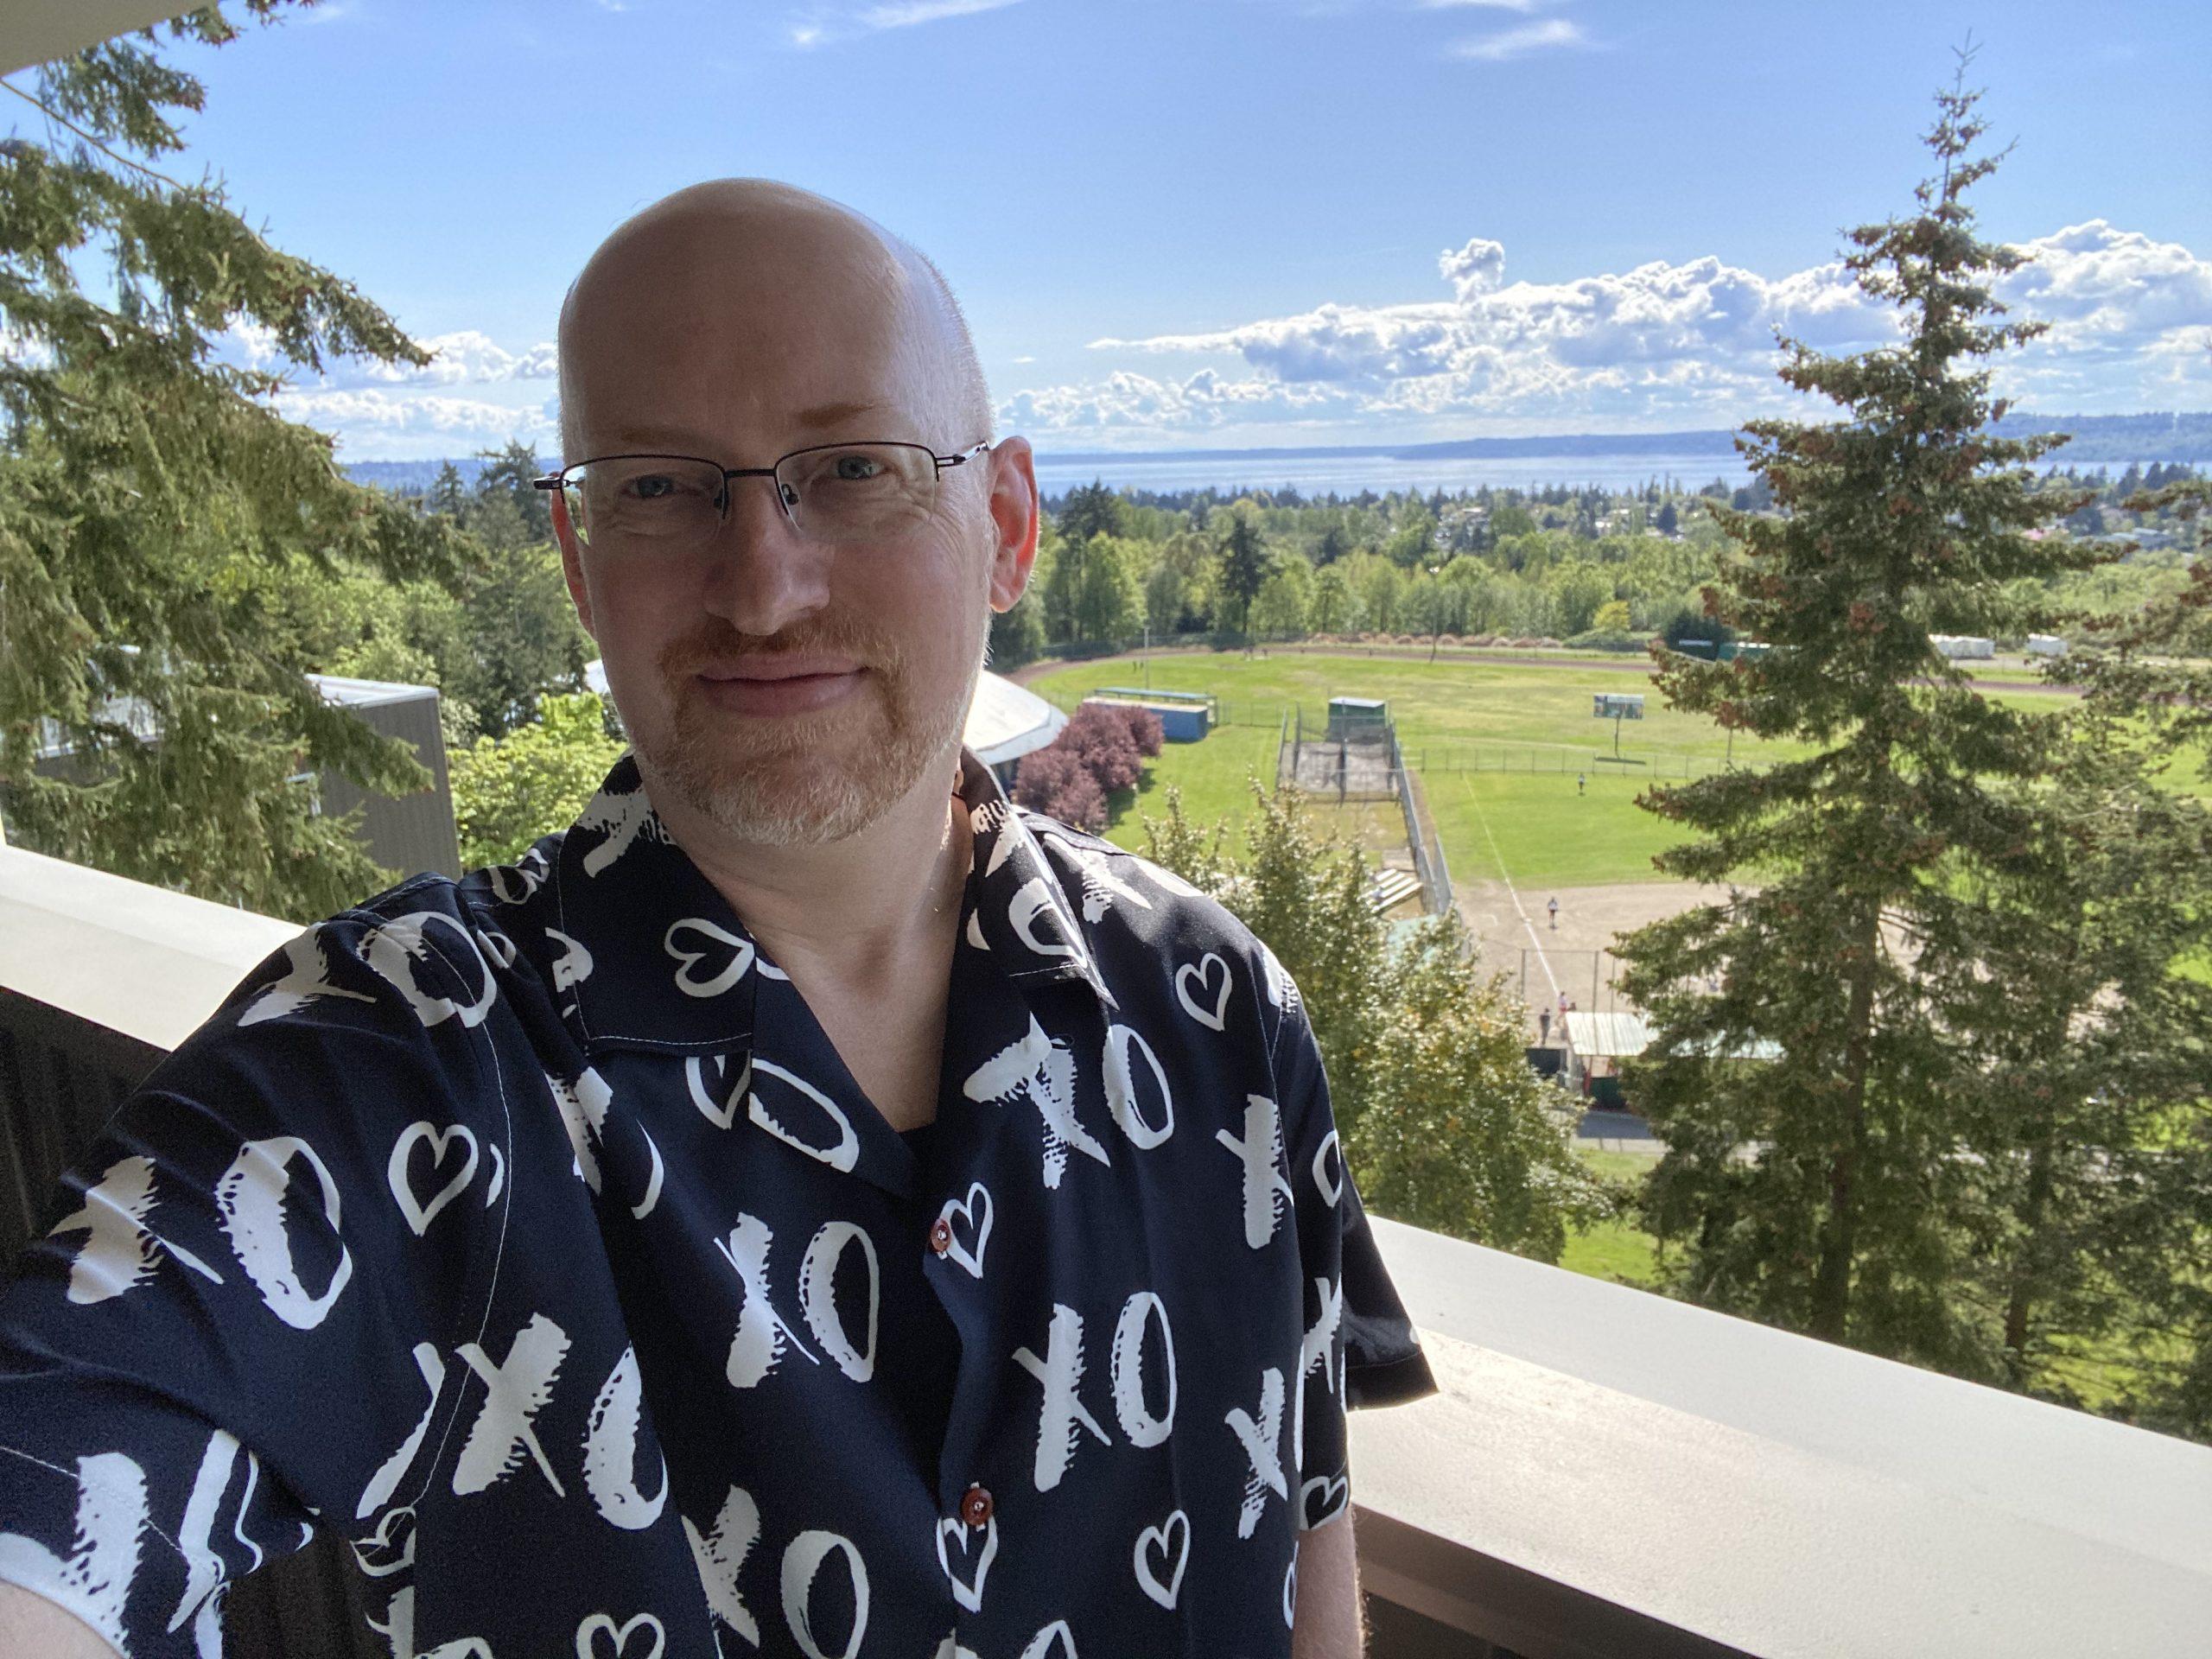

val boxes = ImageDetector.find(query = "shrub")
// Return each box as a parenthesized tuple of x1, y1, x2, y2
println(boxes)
(1053, 765, 1108, 831)
(1113, 702, 1165, 758)
(1062, 702, 1143, 791)
(1012, 747, 1109, 831)
(1014, 747, 1076, 811)
(1013, 699, 1173, 832)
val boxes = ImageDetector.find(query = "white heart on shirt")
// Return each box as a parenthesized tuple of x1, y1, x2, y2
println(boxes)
(387, 1122, 479, 1236)
(1174, 953, 1231, 1031)
(936, 1510, 998, 1613)
(937, 1183, 993, 1279)
(575, 1612, 664, 1659)
(1133, 1509, 1189, 1610)
(1300, 1471, 1350, 1529)
(664, 917, 755, 999)
(685, 1052, 752, 1131)
(348, 1503, 416, 1579)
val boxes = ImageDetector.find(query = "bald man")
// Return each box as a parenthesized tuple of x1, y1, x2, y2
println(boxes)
(0, 181, 1433, 1659)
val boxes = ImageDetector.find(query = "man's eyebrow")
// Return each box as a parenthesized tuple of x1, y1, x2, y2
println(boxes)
(592, 427, 718, 455)
(791, 399, 889, 431)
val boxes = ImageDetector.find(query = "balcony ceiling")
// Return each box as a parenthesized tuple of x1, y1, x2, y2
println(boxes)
(3, 2, 194, 79)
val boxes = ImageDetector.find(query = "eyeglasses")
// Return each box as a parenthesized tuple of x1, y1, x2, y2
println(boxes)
(532, 441, 992, 552)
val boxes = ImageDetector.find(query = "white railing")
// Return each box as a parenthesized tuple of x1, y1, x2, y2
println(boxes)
(5, 843, 2210, 1657)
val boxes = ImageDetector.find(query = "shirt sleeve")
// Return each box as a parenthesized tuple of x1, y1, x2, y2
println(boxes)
(1262, 957, 1437, 1533)
(0, 904, 502, 1657)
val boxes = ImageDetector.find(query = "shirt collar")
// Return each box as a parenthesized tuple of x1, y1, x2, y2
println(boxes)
(550, 748, 1112, 1058)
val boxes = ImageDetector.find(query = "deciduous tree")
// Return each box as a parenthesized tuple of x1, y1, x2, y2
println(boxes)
(1141, 784, 1603, 1256)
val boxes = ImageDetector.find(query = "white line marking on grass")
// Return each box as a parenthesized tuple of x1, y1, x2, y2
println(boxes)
(1459, 773, 1561, 1002)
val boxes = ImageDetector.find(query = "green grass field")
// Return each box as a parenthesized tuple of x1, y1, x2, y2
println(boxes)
(1033, 650, 2094, 887)
(1560, 1147, 1666, 1287)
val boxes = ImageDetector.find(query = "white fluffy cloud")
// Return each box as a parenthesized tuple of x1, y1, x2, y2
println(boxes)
(234, 329, 561, 457)
(1011, 219, 2211, 444)
(327, 330, 557, 390)
(276, 388, 553, 458)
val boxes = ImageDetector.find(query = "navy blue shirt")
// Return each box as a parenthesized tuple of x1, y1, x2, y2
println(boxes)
(0, 751, 1434, 1658)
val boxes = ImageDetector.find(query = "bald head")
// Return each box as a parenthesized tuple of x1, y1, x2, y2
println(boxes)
(556, 180, 991, 462)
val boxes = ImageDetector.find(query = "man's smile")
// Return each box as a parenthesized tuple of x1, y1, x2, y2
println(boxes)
(691, 657, 866, 715)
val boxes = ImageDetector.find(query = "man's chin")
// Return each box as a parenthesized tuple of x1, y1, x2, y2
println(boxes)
(645, 713, 949, 847)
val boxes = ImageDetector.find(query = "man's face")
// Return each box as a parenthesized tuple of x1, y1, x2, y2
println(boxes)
(555, 200, 1033, 846)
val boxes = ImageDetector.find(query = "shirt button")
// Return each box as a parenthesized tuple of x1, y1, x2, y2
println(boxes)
(929, 1218, 955, 1255)
(960, 1484, 994, 1529)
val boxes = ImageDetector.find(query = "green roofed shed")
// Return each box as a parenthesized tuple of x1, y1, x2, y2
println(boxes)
(1327, 696, 1389, 740)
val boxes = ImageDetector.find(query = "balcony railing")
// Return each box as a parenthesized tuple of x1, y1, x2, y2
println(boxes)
(4, 841, 2209, 1657)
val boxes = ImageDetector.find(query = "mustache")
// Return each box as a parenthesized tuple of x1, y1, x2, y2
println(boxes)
(658, 610, 905, 678)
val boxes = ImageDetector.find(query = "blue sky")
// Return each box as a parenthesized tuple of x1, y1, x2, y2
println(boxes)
(104, 0, 2212, 457)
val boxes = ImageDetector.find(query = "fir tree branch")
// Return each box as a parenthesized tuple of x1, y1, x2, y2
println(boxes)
(0, 76, 200, 196)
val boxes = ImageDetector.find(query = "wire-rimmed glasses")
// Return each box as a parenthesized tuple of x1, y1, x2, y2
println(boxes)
(532, 441, 991, 552)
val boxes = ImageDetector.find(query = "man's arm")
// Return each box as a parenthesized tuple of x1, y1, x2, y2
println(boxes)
(0, 1582, 121, 1659)
(1291, 1507, 1364, 1658)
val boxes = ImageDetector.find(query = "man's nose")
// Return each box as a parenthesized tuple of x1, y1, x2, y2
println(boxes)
(697, 474, 831, 636)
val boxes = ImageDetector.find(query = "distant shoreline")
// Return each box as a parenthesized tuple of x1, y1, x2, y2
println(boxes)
(342, 412, 2212, 491)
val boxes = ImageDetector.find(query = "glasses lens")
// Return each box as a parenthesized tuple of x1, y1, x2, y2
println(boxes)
(775, 443, 938, 543)
(563, 457, 726, 550)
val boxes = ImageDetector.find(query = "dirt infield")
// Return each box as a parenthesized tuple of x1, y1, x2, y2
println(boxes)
(1454, 877, 1744, 1033)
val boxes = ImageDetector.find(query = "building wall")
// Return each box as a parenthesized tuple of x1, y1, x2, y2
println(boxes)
(310, 690, 462, 880)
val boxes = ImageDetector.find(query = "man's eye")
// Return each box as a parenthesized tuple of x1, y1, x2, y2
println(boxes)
(628, 474, 683, 500)
(830, 454, 886, 482)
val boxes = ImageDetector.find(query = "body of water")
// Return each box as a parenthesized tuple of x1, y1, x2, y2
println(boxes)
(1030, 450, 1755, 499)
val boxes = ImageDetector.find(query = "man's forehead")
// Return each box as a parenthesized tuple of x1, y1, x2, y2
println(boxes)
(561, 192, 957, 450)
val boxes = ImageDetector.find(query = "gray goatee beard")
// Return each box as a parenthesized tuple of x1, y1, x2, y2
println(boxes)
(639, 615, 983, 846)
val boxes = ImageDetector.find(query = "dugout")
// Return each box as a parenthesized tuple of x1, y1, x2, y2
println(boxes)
(1084, 688, 1214, 742)
(1326, 696, 1389, 741)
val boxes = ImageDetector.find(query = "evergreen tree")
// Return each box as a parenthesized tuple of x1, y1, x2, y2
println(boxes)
(428, 460, 470, 523)
(2064, 480, 2212, 1438)
(1215, 510, 1273, 633)
(1054, 479, 1124, 544)
(474, 438, 555, 546)
(0, 6, 472, 920)
(1946, 695, 2212, 1424)
(1613, 61, 2104, 1358)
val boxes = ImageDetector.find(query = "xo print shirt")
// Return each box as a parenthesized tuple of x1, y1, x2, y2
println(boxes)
(0, 751, 1436, 1659)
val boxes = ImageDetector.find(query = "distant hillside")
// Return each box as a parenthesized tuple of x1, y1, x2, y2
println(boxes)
(346, 456, 556, 494)
(342, 412, 2212, 493)
(1987, 411, 2212, 464)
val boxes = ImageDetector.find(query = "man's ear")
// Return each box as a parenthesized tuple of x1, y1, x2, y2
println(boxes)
(552, 490, 599, 639)
(984, 435, 1040, 613)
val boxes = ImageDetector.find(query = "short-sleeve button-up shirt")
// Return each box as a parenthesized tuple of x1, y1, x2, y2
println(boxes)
(0, 750, 1435, 1658)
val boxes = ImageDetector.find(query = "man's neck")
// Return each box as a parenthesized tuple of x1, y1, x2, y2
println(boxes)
(636, 749, 972, 995)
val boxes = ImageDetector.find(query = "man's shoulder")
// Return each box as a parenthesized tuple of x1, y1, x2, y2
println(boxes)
(182, 831, 577, 1058)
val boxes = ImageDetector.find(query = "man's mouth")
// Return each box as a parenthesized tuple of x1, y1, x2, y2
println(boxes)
(690, 658, 866, 715)
(695, 655, 861, 683)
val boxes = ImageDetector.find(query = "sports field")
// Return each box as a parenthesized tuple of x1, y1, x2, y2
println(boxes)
(1029, 651, 1713, 887)
(1030, 648, 2090, 888)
